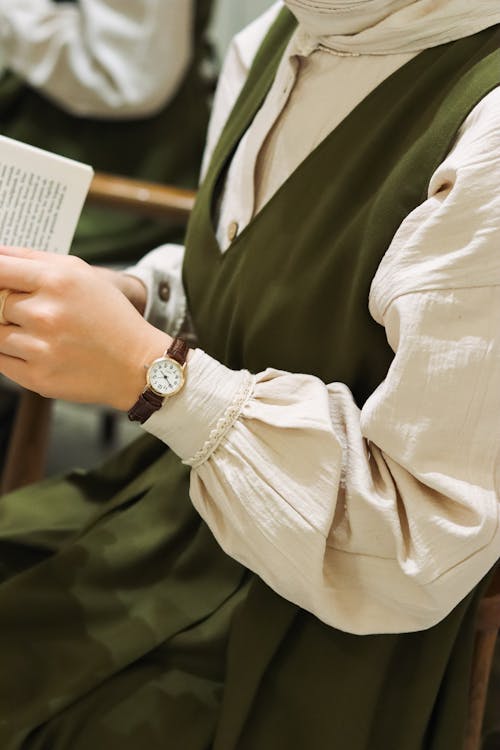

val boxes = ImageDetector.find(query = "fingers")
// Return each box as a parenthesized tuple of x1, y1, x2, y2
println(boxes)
(0, 248, 86, 294)
(0, 255, 44, 293)
(0, 352, 32, 392)
(1, 291, 33, 327)
(0, 245, 63, 263)
(0, 322, 61, 397)
(0, 325, 32, 360)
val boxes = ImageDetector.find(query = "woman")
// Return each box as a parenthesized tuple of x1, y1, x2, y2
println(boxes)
(0, 1, 499, 748)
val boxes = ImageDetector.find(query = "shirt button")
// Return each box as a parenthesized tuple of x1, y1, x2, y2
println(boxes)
(158, 281, 170, 302)
(227, 220, 239, 242)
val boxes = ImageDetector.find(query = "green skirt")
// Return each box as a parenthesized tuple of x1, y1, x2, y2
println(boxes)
(0, 434, 486, 749)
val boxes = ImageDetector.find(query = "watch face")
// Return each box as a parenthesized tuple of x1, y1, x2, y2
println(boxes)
(147, 357, 185, 396)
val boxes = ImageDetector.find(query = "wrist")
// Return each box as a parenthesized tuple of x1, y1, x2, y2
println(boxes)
(113, 329, 173, 412)
(126, 336, 190, 424)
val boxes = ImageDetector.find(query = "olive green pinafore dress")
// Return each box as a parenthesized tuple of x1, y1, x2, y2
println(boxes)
(0, 10, 498, 750)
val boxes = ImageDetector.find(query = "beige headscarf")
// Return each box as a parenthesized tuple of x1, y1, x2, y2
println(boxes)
(284, 0, 500, 54)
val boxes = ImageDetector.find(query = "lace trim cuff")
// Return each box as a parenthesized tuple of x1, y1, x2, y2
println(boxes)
(185, 371, 255, 469)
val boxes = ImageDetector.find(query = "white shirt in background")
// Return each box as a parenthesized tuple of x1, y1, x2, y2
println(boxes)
(0, 0, 195, 117)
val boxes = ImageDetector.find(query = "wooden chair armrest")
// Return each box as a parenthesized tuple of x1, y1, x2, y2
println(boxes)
(476, 593, 500, 632)
(476, 566, 500, 631)
(464, 628, 498, 750)
(486, 564, 500, 597)
(476, 564, 500, 631)
(464, 565, 500, 750)
(87, 172, 196, 222)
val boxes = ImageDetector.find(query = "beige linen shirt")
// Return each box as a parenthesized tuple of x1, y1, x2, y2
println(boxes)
(127, 4, 500, 635)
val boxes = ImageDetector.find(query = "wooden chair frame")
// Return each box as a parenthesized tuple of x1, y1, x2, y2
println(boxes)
(464, 570, 500, 750)
(0, 171, 498, 750)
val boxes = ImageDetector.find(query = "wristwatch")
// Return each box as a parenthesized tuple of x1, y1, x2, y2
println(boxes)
(127, 337, 189, 424)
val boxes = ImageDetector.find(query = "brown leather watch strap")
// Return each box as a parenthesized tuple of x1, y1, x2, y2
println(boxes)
(167, 337, 189, 365)
(127, 336, 188, 424)
(127, 389, 164, 425)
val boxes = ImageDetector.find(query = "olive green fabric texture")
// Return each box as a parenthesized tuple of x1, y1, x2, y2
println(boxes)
(0, 8, 499, 749)
(0, 0, 213, 264)
(0, 436, 249, 749)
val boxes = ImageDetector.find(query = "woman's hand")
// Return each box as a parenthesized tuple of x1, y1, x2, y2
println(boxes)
(0, 246, 171, 410)
(92, 266, 148, 316)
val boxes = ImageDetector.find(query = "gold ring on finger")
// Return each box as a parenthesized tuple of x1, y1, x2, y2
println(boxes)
(0, 289, 12, 325)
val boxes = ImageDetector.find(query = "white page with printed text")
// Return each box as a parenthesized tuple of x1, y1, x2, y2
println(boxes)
(0, 135, 93, 254)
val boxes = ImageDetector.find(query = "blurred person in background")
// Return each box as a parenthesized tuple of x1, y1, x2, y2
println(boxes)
(0, 2, 499, 749)
(0, 0, 214, 265)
